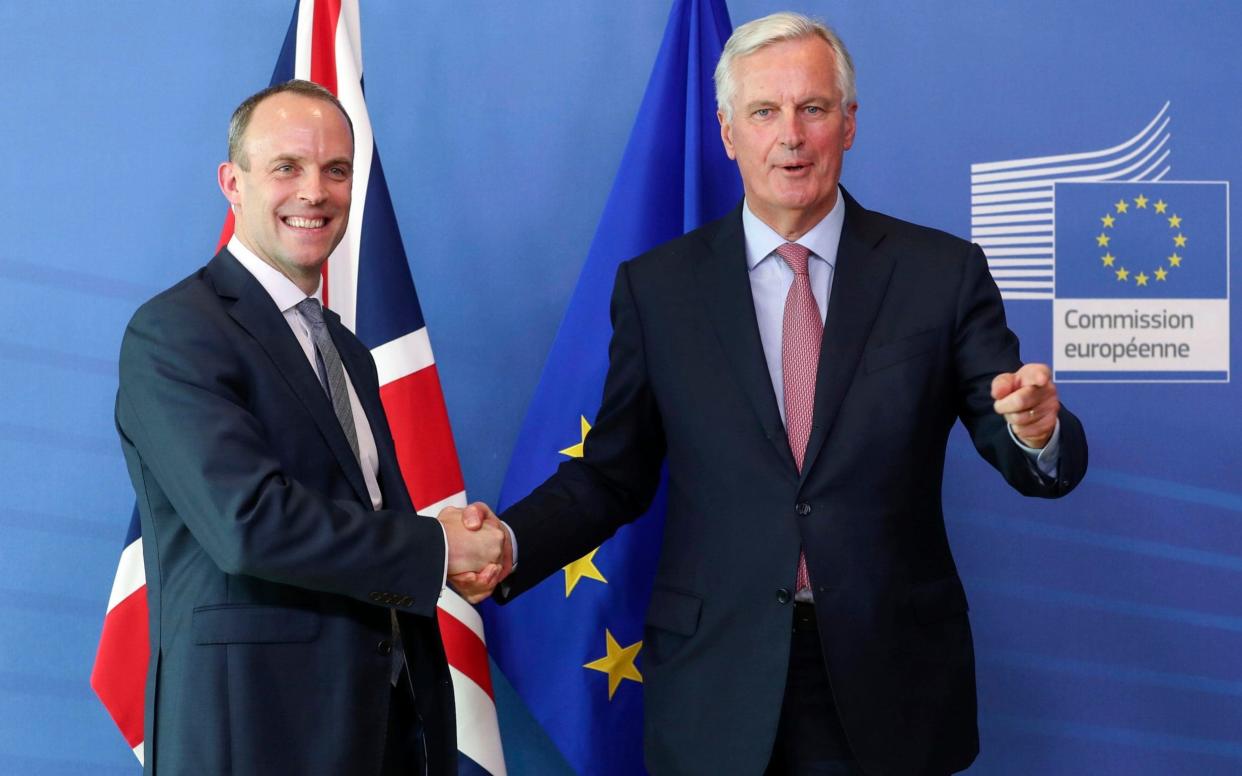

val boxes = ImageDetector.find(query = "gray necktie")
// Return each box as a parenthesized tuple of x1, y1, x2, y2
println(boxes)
(297, 298, 406, 687)
(295, 298, 360, 463)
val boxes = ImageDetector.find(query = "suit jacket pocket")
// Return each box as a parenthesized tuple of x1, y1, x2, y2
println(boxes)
(645, 587, 702, 636)
(864, 327, 943, 374)
(644, 588, 702, 668)
(908, 575, 969, 625)
(193, 604, 321, 644)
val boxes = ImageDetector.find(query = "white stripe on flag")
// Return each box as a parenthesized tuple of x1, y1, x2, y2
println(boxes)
(416, 490, 467, 519)
(372, 328, 435, 386)
(449, 665, 508, 776)
(292, 0, 313, 80)
(438, 586, 486, 642)
(134, 743, 145, 766)
(327, 12, 374, 333)
(106, 540, 145, 611)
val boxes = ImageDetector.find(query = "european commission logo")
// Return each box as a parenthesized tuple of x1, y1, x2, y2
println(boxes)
(970, 103, 1230, 383)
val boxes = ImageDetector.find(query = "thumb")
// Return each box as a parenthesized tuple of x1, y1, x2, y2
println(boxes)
(461, 504, 483, 530)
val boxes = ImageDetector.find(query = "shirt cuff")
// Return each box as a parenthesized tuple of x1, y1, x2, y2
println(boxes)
(1008, 418, 1061, 479)
(502, 520, 518, 569)
(437, 518, 449, 590)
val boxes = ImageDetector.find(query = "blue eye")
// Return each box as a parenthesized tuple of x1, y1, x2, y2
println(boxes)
(754, 108, 771, 118)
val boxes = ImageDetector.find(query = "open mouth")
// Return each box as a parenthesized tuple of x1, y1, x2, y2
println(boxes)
(283, 216, 328, 229)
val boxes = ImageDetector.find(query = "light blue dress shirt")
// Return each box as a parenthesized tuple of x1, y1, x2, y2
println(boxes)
(740, 189, 1060, 475)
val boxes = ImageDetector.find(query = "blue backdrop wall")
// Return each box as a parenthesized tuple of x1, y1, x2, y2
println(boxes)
(2, 1, 1239, 773)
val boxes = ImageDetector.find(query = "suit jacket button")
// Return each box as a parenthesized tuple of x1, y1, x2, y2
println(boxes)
(377, 640, 393, 656)
(776, 588, 792, 604)
(795, 502, 812, 516)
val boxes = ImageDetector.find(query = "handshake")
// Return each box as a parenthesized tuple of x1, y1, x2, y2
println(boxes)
(436, 503, 513, 603)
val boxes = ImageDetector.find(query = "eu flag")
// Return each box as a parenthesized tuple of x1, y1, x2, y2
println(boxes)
(481, 1, 740, 773)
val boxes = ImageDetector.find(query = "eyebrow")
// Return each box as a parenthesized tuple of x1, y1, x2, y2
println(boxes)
(268, 154, 353, 169)
(744, 94, 834, 111)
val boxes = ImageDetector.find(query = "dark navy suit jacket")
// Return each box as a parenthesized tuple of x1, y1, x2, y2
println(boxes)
(497, 191, 1087, 775)
(117, 249, 455, 775)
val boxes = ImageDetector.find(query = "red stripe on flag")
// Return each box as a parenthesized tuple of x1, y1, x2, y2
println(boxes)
(214, 209, 236, 254)
(90, 587, 150, 748)
(309, 0, 343, 308)
(437, 608, 493, 700)
(309, 0, 342, 95)
(380, 366, 466, 510)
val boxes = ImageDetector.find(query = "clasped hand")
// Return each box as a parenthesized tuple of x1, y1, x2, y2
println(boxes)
(436, 502, 512, 603)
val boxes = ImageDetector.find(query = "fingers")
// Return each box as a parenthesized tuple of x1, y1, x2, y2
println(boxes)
(448, 563, 503, 604)
(991, 364, 1052, 414)
(991, 363, 1059, 448)
(437, 502, 509, 598)
(990, 371, 1018, 402)
(443, 519, 504, 575)
(460, 501, 498, 531)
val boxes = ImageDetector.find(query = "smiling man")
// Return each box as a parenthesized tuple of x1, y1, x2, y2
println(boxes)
(217, 86, 355, 294)
(481, 12, 1088, 776)
(115, 80, 504, 776)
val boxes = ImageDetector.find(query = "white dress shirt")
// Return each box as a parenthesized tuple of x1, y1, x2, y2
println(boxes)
(229, 237, 387, 509)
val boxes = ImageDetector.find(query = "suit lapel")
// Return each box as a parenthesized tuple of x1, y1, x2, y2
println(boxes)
(207, 249, 372, 504)
(799, 192, 894, 480)
(694, 207, 797, 469)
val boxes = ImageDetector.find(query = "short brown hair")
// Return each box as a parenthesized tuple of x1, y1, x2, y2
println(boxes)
(227, 79, 355, 170)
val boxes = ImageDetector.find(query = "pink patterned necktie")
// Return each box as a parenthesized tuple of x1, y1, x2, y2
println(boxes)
(777, 242, 821, 593)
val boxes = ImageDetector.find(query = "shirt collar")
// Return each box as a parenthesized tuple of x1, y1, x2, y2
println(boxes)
(228, 236, 322, 312)
(743, 186, 846, 270)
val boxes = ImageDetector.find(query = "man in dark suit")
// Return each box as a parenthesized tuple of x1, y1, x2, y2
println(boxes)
(469, 12, 1087, 776)
(116, 80, 504, 775)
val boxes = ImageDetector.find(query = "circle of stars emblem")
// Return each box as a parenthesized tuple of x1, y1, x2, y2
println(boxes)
(1095, 193, 1186, 287)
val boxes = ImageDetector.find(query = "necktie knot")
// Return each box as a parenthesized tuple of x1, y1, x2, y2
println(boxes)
(776, 243, 811, 276)
(296, 297, 325, 328)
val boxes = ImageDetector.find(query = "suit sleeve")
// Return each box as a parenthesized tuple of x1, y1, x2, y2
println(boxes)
(953, 244, 1088, 497)
(497, 262, 667, 601)
(116, 298, 447, 617)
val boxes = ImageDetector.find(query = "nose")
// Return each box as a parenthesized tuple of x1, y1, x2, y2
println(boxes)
(298, 171, 327, 205)
(778, 109, 805, 150)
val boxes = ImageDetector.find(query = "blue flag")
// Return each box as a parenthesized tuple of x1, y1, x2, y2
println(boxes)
(481, 1, 740, 773)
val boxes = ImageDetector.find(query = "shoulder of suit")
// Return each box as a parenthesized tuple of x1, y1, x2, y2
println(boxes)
(855, 203, 975, 257)
(125, 261, 223, 335)
(622, 207, 738, 274)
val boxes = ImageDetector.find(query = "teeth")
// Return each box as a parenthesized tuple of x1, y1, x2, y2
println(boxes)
(285, 216, 326, 228)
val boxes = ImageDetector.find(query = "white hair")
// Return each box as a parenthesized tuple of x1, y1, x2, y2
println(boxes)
(714, 11, 857, 123)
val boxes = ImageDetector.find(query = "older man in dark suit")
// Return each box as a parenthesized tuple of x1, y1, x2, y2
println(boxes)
(466, 12, 1086, 776)
(116, 80, 504, 776)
